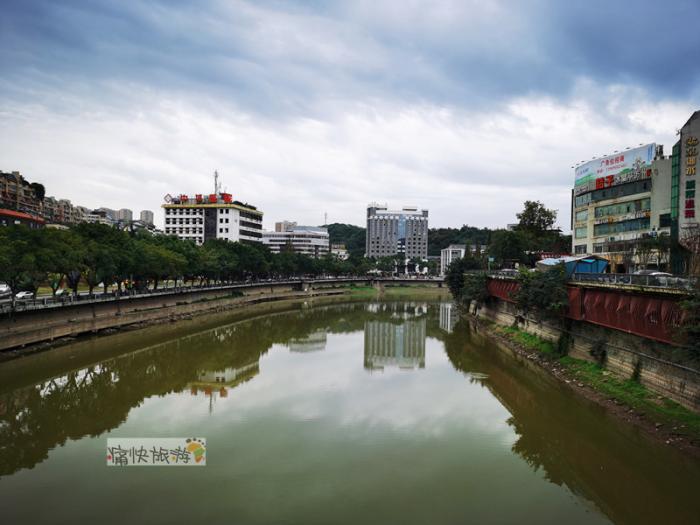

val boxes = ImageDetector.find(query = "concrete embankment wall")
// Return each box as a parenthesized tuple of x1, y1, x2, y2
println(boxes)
(474, 299, 700, 413)
(0, 283, 347, 352)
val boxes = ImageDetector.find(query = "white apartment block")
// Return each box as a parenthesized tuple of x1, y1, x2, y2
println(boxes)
(262, 224, 329, 257)
(440, 244, 466, 276)
(162, 192, 263, 245)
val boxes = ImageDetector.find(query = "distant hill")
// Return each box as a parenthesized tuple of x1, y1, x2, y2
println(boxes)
(427, 226, 493, 256)
(325, 223, 366, 258)
(325, 223, 498, 258)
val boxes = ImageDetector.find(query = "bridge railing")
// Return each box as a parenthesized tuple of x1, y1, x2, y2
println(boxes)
(570, 273, 696, 290)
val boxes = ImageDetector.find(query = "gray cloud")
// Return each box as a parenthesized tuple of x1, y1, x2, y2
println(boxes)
(0, 1, 699, 230)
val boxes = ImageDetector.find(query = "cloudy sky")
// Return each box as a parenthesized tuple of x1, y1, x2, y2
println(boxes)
(1, 1, 699, 230)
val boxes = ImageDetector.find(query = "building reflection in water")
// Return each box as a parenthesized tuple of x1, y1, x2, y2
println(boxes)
(439, 302, 458, 334)
(188, 362, 260, 412)
(363, 303, 427, 371)
(288, 330, 328, 353)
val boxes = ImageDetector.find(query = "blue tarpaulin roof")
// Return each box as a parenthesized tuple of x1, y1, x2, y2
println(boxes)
(536, 255, 609, 277)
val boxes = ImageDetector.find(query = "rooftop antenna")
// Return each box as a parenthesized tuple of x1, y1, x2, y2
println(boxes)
(324, 212, 328, 226)
(214, 170, 219, 195)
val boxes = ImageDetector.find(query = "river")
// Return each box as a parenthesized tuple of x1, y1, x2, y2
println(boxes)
(0, 298, 698, 524)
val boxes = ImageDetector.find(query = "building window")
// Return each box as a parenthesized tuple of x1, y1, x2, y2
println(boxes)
(574, 244, 587, 254)
(659, 213, 672, 228)
(593, 217, 650, 236)
(575, 209, 588, 222)
(575, 226, 587, 239)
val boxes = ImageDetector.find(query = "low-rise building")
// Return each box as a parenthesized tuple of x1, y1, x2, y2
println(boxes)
(331, 243, 349, 260)
(440, 244, 466, 276)
(162, 191, 263, 245)
(0, 171, 42, 217)
(262, 223, 329, 257)
(85, 209, 116, 226)
(0, 208, 45, 228)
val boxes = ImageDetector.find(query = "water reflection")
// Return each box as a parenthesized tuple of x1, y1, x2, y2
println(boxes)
(0, 301, 698, 525)
(363, 320, 426, 370)
(363, 302, 427, 371)
(439, 302, 458, 334)
(288, 330, 328, 353)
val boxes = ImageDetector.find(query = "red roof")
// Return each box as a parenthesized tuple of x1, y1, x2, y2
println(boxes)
(0, 208, 45, 223)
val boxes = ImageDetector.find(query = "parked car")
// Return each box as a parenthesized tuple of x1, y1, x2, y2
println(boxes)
(55, 289, 69, 297)
(15, 291, 34, 300)
(0, 283, 11, 303)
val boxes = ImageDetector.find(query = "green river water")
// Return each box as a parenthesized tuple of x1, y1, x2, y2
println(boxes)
(0, 298, 698, 524)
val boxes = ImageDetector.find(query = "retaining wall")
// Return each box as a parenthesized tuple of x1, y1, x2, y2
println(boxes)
(0, 283, 340, 352)
(475, 299, 700, 412)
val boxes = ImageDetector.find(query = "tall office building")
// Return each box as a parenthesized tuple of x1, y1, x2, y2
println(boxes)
(116, 208, 133, 222)
(140, 210, 154, 226)
(365, 204, 428, 259)
(675, 111, 699, 273)
(162, 190, 263, 245)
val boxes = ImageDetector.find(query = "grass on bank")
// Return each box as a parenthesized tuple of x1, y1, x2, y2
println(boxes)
(494, 325, 700, 440)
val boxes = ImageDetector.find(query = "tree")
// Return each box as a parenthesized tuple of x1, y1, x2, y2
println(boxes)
(325, 223, 366, 258)
(516, 200, 557, 235)
(514, 266, 568, 320)
(680, 282, 700, 363)
(489, 230, 526, 266)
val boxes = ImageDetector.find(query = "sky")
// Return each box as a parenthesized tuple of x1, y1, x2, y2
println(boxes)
(1, 0, 700, 231)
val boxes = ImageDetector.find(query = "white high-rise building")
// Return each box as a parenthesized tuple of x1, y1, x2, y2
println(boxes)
(162, 190, 263, 245)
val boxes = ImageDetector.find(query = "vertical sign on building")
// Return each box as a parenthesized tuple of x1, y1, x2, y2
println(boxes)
(685, 136, 697, 219)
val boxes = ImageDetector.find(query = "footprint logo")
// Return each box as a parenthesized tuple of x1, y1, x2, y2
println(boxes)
(186, 438, 206, 464)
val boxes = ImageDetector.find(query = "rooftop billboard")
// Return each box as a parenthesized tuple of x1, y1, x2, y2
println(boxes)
(574, 143, 655, 193)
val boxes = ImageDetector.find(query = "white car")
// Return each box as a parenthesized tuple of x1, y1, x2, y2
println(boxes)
(15, 291, 34, 300)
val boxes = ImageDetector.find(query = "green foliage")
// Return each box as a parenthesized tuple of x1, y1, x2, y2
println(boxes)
(514, 266, 568, 320)
(497, 326, 700, 439)
(427, 226, 491, 257)
(680, 282, 700, 361)
(460, 272, 490, 308)
(325, 223, 366, 258)
(499, 326, 556, 354)
(0, 224, 418, 300)
(516, 200, 557, 235)
(488, 230, 527, 265)
(445, 256, 482, 299)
